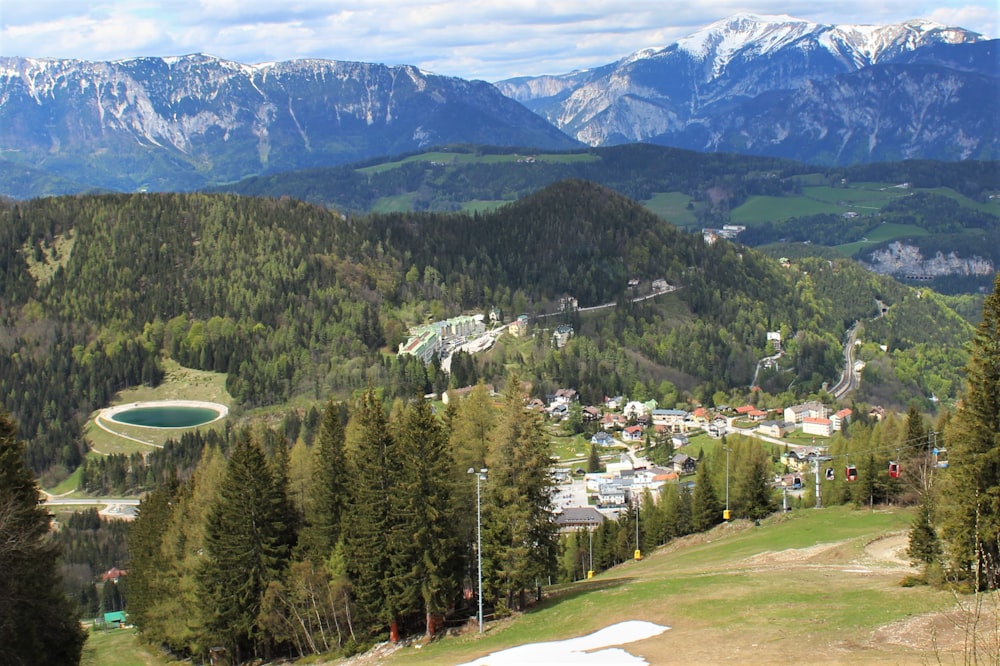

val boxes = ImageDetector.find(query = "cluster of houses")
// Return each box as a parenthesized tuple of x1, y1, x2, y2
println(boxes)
(536, 390, 855, 444)
(538, 393, 875, 532)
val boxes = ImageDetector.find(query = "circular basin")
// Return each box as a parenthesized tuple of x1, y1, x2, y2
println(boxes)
(100, 400, 228, 429)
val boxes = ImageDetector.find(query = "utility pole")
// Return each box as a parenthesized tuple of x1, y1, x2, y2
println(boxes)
(468, 468, 487, 633)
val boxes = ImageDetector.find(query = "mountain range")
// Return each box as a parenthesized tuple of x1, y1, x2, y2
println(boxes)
(0, 14, 996, 195)
(496, 14, 997, 162)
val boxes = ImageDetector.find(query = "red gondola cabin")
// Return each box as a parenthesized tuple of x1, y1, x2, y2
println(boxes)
(845, 465, 858, 482)
(888, 461, 900, 479)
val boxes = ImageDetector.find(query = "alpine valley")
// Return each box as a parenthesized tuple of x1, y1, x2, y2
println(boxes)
(3, 12, 1000, 666)
(1, 14, 996, 194)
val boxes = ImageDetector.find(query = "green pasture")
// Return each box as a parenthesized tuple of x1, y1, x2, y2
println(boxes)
(642, 192, 699, 227)
(923, 186, 1000, 215)
(730, 183, 908, 226)
(82, 626, 175, 666)
(834, 222, 930, 257)
(460, 199, 514, 214)
(357, 150, 598, 175)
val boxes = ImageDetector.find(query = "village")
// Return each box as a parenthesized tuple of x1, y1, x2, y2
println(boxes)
(530, 390, 861, 533)
(396, 297, 875, 535)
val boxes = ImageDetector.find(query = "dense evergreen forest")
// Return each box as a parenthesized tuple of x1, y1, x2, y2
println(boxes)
(0, 182, 977, 482)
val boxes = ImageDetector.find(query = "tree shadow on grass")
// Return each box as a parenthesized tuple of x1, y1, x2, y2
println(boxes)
(527, 577, 636, 614)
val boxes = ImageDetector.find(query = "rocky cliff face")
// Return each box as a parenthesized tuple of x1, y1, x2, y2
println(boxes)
(865, 241, 995, 277)
(0, 55, 578, 191)
(496, 14, 997, 164)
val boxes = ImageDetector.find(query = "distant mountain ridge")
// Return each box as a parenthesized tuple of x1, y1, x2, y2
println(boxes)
(0, 14, 996, 196)
(0, 54, 578, 192)
(496, 14, 997, 163)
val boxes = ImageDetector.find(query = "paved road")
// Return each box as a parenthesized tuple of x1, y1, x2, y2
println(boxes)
(830, 321, 861, 399)
(42, 495, 141, 519)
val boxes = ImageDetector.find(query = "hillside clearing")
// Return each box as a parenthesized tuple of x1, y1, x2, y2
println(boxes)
(349, 507, 988, 665)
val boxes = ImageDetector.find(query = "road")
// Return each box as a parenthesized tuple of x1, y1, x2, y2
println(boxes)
(829, 321, 861, 399)
(42, 495, 141, 519)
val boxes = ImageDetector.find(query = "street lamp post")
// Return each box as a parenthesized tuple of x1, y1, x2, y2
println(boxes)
(588, 528, 594, 579)
(468, 467, 487, 633)
(633, 496, 642, 560)
(724, 445, 731, 521)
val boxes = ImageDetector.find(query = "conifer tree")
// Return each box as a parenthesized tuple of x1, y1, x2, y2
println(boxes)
(482, 377, 559, 612)
(389, 399, 461, 637)
(341, 388, 395, 635)
(692, 455, 721, 531)
(587, 442, 602, 473)
(301, 399, 348, 561)
(0, 412, 86, 666)
(940, 274, 1000, 588)
(197, 433, 294, 662)
(908, 493, 942, 570)
(731, 439, 776, 520)
(125, 477, 179, 645)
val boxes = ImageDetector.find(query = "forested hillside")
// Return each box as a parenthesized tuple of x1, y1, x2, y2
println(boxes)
(0, 183, 973, 481)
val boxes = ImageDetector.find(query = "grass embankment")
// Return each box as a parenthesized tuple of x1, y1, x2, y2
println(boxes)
(82, 627, 175, 666)
(81, 359, 232, 459)
(380, 505, 968, 666)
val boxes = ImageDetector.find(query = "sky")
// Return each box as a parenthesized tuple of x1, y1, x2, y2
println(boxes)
(1, 1, 997, 81)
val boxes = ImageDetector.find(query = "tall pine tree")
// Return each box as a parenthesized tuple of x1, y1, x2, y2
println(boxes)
(197, 432, 294, 662)
(692, 454, 721, 531)
(482, 377, 559, 613)
(940, 274, 1000, 588)
(389, 399, 462, 637)
(0, 412, 86, 666)
(341, 388, 396, 637)
(301, 399, 348, 561)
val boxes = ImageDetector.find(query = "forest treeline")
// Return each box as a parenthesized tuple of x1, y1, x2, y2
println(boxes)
(0, 182, 976, 478)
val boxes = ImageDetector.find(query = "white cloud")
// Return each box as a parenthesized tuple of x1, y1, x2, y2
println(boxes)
(1, 1, 995, 80)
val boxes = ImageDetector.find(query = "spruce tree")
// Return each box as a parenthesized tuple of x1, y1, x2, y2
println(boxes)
(389, 399, 461, 637)
(125, 477, 179, 645)
(482, 377, 559, 612)
(730, 439, 776, 520)
(908, 493, 942, 570)
(341, 388, 395, 635)
(0, 412, 86, 666)
(197, 433, 294, 661)
(692, 455, 721, 531)
(301, 399, 348, 561)
(587, 442, 602, 473)
(940, 274, 1000, 588)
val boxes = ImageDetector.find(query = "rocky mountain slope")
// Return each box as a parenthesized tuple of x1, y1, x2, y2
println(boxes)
(497, 14, 997, 164)
(0, 54, 578, 192)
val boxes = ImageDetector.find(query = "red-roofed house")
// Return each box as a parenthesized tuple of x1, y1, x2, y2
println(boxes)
(832, 408, 852, 431)
(735, 405, 755, 415)
(623, 425, 644, 442)
(802, 417, 832, 437)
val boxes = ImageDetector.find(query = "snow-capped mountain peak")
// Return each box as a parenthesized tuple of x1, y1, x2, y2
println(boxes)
(675, 14, 819, 75)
